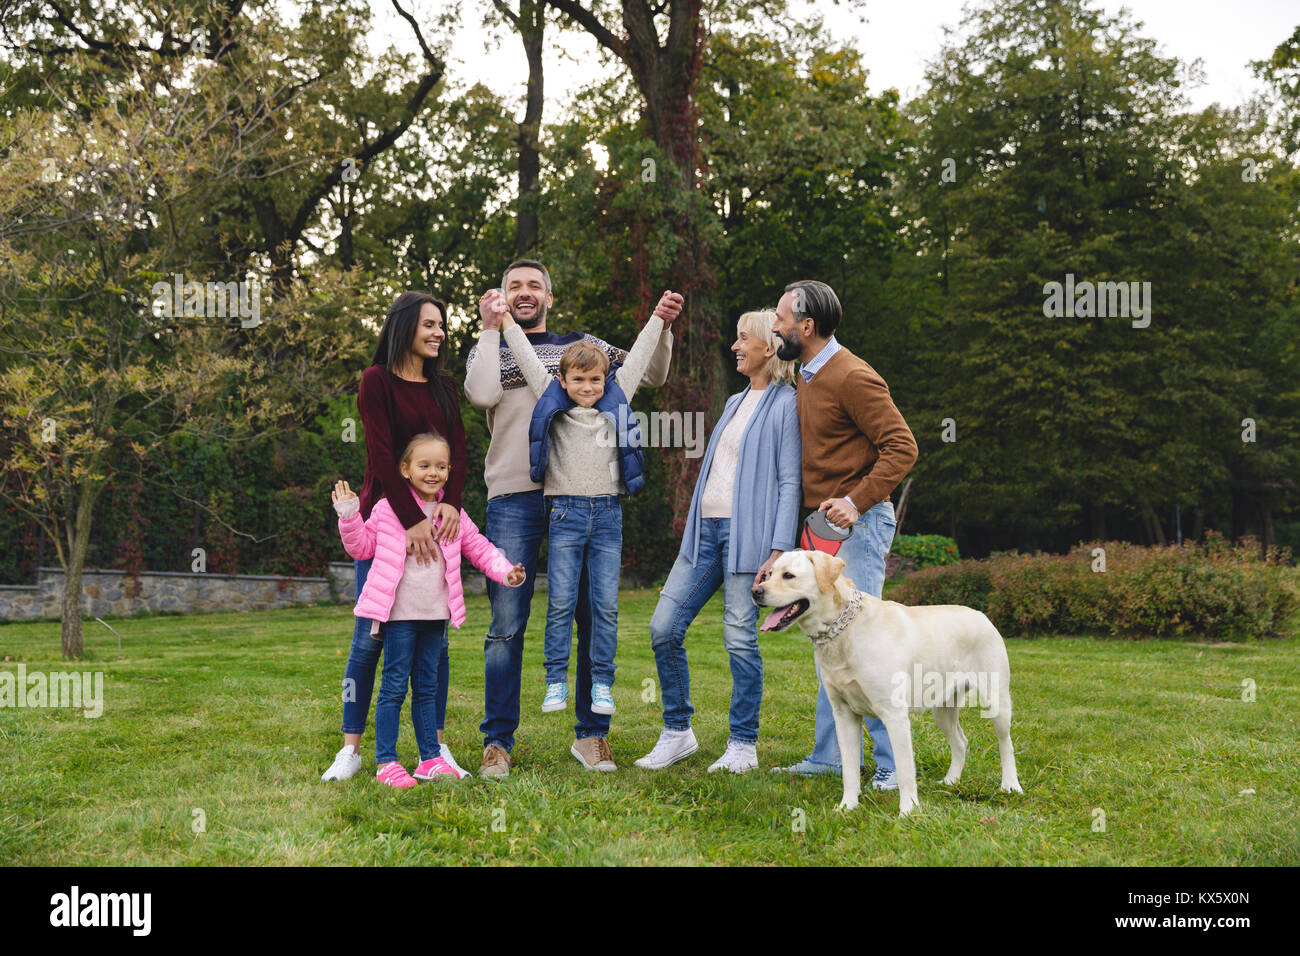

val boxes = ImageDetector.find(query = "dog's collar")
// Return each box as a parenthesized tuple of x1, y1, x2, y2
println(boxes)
(810, 588, 864, 645)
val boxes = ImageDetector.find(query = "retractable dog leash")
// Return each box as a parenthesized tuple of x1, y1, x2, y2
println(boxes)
(800, 509, 852, 556)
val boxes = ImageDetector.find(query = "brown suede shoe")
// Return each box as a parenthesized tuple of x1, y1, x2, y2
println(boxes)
(480, 744, 511, 778)
(570, 736, 617, 772)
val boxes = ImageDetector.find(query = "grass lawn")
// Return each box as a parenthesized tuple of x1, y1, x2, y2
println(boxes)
(1, 588, 1297, 866)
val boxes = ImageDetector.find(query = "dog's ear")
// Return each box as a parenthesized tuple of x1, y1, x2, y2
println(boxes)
(813, 552, 846, 595)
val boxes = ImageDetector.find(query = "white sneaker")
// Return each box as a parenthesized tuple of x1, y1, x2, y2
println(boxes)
(634, 728, 699, 769)
(439, 743, 472, 780)
(708, 740, 759, 774)
(321, 744, 361, 781)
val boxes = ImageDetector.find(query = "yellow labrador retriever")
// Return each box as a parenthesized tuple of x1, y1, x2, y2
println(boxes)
(754, 549, 1021, 817)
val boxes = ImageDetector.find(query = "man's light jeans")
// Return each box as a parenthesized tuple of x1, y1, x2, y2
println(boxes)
(804, 499, 897, 770)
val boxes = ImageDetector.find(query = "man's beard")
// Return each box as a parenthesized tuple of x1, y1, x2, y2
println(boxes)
(512, 301, 546, 329)
(775, 329, 801, 362)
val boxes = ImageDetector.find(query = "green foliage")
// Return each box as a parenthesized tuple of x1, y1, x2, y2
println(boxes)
(892, 537, 1300, 640)
(890, 533, 960, 569)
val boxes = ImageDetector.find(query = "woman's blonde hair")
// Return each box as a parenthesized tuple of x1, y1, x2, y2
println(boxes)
(736, 310, 796, 385)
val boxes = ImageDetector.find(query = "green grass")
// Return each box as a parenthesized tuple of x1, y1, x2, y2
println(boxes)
(2, 590, 1297, 865)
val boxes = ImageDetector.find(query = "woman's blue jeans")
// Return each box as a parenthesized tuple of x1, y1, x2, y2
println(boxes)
(374, 618, 449, 765)
(648, 518, 764, 744)
(340, 557, 449, 739)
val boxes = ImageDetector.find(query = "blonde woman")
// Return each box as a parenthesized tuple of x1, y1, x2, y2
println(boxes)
(635, 311, 801, 773)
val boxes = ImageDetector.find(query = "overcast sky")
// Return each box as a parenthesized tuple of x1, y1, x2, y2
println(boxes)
(368, 0, 1296, 115)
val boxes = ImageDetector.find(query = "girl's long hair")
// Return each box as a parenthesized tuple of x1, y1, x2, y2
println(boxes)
(372, 292, 459, 426)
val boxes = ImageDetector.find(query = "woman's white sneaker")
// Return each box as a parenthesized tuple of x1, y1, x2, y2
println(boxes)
(439, 743, 472, 779)
(634, 728, 699, 769)
(321, 745, 361, 781)
(708, 740, 759, 773)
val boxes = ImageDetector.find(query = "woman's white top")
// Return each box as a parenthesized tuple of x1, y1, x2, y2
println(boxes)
(700, 386, 766, 519)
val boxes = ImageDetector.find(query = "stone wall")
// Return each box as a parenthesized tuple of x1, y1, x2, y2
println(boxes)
(0, 563, 551, 622)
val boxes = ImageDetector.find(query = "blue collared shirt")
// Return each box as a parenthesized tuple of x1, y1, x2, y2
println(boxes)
(797, 335, 857, 512)
(799, 335, 841, 382)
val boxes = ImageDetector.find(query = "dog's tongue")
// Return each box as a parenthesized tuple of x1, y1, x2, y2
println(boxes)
(760, 607, 788, 632)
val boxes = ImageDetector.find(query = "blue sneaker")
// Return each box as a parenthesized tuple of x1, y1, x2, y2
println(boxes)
(771, 757, 842, 776)
(590, 682, 616, 715)
(871, 767, 898, 791)
(542, 682, 568, 713)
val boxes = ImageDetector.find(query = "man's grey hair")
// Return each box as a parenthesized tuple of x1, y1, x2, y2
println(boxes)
(784, 279, 842, 338)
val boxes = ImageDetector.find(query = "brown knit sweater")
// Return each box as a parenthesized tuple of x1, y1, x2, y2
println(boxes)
(796, 346, 918, 510)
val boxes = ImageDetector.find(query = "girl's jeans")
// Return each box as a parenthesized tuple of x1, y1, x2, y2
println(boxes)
(648, 517, 764, 744)
(340, 558, 449, 741)
(373, 618, 449, 766)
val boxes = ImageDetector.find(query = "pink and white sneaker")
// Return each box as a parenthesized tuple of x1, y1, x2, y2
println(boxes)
(412, 756, 460, 781)
(376, 761, 418, 789)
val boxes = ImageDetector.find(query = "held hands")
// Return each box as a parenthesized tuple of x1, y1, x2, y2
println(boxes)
(479, 289, 510, 331)
(652, 290, 684, 327)
(505, 562, 526, 587)
(819, 497, 860, 530)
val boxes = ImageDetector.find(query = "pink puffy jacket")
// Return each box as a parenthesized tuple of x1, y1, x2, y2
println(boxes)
(337, 485, 515, 629)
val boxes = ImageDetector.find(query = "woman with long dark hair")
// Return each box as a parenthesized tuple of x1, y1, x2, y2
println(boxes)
(322, 291, 472, 781)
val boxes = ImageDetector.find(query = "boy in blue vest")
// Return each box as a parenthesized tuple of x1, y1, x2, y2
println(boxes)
(498, 302, 672, 735)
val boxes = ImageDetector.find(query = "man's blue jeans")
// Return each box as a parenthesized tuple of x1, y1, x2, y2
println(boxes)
(341, 557, 449, 737)
(482, 490, 609, 749)
(805, 500, 898, 770)
(649, 518, 764, 744)
(543, 495, 622, 687)
(373, 619, 448, 765)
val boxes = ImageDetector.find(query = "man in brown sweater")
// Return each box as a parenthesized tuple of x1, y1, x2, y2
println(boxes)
(768, 279, 918, 785)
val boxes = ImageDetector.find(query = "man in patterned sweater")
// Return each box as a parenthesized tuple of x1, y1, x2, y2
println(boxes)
(464, 259, 679, 776)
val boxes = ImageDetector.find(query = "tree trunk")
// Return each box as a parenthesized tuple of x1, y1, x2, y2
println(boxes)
(1141, 499, 1167, 546)
(60, 478, 96, 658)
(1259, 504, 1274, 556)
(515, 0, 545, 256)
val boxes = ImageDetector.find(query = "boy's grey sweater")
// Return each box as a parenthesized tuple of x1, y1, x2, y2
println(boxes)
(464, 321, 673, 500)
(505, 315, 665, 497)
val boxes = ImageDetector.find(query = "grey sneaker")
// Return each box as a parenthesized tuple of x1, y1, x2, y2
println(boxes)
(571, 736, 617, 772)
(771, 757, 842, 776)
(871, 767, 898, 791)
(480, 744, 511, 778)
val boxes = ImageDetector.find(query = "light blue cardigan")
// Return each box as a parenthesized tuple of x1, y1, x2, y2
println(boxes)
(679, 381, 802, 574)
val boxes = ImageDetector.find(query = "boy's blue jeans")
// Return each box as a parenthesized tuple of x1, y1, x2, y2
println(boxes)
(341, 557, 449, 739)
(543, 495, 622, 687)
(804, 500, 898, 771)
(481, 490, 610, 749)
(373, 618, 449, 765)
(649, 517, 764, 743)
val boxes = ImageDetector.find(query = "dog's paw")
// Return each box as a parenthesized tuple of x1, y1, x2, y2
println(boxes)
(942, 774, 961, 786)
(898, 796, 921, 817)
(835, 797, 859, 813)
(1000, 781, 1023, 794)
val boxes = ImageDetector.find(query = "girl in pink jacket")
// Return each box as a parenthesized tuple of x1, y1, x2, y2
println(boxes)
(333, 432, 525, 789)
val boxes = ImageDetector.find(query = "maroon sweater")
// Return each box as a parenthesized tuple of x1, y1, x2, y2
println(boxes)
(357, 364, 466, 530)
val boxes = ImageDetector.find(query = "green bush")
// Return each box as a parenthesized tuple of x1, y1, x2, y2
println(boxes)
(891, 533, 960, 569)
(890, 536, 1300, 640)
